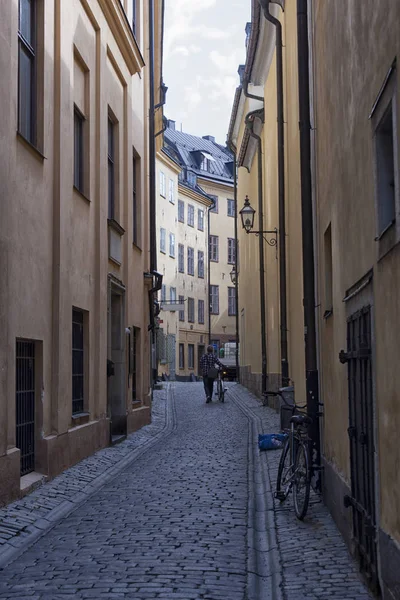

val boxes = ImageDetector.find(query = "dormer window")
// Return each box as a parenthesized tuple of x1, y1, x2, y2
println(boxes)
(187, 171, 197, 187)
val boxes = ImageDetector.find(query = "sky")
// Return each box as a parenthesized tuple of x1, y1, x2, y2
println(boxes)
(163, 0, 251, 146)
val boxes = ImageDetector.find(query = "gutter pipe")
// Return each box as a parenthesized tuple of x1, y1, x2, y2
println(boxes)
(297, 0, 321, 489)
(258, 0, 289, 387)
(207, 197, 216, 345)
(244, 110, 268, 397)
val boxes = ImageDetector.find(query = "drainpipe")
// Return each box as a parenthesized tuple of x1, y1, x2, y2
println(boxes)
(207, 197, 216, 345)
(226, 141, 240, 383)
(297, 0, 321, 489)
(258, 0, 289, 387)
(244, 110, 268, 397)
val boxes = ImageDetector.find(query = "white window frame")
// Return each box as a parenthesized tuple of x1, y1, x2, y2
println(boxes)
(187, 247, 194, 275)
(187, 204, 195, 227)
(210, 285, 219, 314)
(169, 178, 175, 204)
(227, 198, 235, 217)
(198, 250, 204, 278)
(160, 227, 166, 253)
(227, 238, 236, 264)
(178, 243, 184, 273)
(159, 171, 166, 197)
(209, 235, 219, 262)
(198, 208, 204, 231)
(228, 287, 236, 316)
(178, 200, 184, 222)
(169, 232, 175, 258)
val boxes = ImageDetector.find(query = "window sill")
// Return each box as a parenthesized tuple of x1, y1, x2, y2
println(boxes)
(131, 400, 142, 407)
(71, 412, 90, 427)
(132, 242, 142, 252)
(376, 220, 398, 262)
(107, 218, 125, 236)
(17, 132, 46, 161)
(210, 259, 219, 263)
(160, 194, 166, 199)
(73, 186, 91, 203)
(160, 250, 166, 254)
(188, 224, 194, 228)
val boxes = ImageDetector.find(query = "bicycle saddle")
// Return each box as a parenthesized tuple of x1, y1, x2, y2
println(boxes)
(290, 414, 312, 425)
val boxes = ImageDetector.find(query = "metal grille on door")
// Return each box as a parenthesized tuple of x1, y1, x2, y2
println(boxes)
(16, 340, 35, 476)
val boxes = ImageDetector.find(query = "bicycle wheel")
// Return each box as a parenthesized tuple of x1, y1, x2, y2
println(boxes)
(276, 437, 292, 502)
(293, 441, 311, 520)
(218, 379, 225, 402)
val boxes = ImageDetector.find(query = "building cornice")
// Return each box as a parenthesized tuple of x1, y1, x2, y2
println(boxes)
(178, 184, 212, 208)
(157, 150, 181, 175)
(97, 0, 145, 74)
(196, 177, 234, 194)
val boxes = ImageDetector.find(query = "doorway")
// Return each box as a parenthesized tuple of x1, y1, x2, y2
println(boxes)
(16, 340, 35, 476)
(108, 281, 126, 441)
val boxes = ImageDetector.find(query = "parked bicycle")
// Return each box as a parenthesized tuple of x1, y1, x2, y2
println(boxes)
(264, 390, 312, 520)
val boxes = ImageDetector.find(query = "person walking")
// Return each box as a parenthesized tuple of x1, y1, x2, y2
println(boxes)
(200, 345, 224, 403)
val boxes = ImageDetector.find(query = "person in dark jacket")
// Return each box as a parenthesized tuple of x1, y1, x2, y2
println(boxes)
(200, 345, 224, 403)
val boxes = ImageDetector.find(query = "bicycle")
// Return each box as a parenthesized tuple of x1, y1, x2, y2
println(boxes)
(264, 390, 312, 520)
(215, 368, 227, 402)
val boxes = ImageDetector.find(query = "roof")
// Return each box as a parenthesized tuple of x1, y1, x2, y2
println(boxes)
(164, 127, 234, 186)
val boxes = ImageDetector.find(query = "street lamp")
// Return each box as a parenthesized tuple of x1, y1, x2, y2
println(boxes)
(229, 266, 237, 285)
(239, 194, 278, 251)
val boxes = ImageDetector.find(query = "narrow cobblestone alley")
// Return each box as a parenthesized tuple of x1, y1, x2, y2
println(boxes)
(0, 383, 373, 600)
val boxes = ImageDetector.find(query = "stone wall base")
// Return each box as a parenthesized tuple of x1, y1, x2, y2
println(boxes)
(0, 448, 21, 507)
(127, 405, 151, 435)
(239, 365, 281, 407)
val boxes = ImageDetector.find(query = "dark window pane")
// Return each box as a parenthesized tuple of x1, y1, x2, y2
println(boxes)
(19, 0, 33, 45)
(18, 44, 33, 142)
(74, 110, 84, 191)
(108, 118, 114, 157)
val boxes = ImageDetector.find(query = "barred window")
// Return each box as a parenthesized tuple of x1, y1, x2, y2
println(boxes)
(187, 247, 194, 275)
(209, 235, 219, 262)
(198, 250, 204, 278)
(178, 244, 184, 273)
(210, 285, 219, 314)
(228, 238, 236, 264)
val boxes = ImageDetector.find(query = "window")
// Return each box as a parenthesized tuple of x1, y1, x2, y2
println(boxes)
(188, 298, 195, 323)
(324, 224, 333, 317)
(198, 209, 204, 231)
(178, 200, 185, 222)
(72, 309, 85, 414)
(228, 287, 236, 316)
(160, 227, 166, 253)
(375, 102, 396, 233)
(108, 117, 115, 219)
(198, 250, 204, 278)
(179, 343, 184, 369)
(179, 295, 185, 321)
(132, 153, 140, 245)
(178, 244, 184, 272)
(187, 247, 194, 275)
(18, 0, 36, 144)
(169, 179, 175, 204)
(161, 284, 166, 302)
(169, 232, 175, 257)
(228, 238, 236, 264)
(130, 326, 139, 401)
(210, 285, 219, 314)
(227, 198, 235, 217)
(209, 235, 219, 262)
(210, 194, 218, 213)
(187, 205, 195, 227)
(74, 106, 84, 193)
(170, 287, 176, 303)
(159, 171, 166, 197)
(187, 171, 197, 186)
(198, 299, 205, 324)
(188, 344, 194, 369)
(132, 0, 137, 37)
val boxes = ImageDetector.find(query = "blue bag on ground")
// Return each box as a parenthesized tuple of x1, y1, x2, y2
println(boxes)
(258, 433, 287, 451)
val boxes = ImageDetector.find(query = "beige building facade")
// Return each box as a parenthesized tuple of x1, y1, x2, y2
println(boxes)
(0, 0, 163, 506)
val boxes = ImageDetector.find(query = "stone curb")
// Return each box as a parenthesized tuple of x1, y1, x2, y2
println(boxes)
(0, 384, 176, 570)
(229, 385, 283, 600)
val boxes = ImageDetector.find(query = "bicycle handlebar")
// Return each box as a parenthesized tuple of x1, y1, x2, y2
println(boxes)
(263, 390, 307, 411)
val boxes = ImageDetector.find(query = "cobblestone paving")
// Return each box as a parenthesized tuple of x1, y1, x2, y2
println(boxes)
(228, 384, 373, 600)
(0, 382, 374, 600)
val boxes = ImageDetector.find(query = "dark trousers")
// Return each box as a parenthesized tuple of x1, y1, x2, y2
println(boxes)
(203, 376, 215, 399)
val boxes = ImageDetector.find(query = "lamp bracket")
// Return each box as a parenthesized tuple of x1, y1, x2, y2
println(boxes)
(246, 228, 278, 258)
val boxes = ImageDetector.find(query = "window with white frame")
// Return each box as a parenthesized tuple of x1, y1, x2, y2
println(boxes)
(169, 179, 175, 204)
(188, 298, 195, 323)
(170, 287, 176, 303)
(198, 299, 205, 324)
(169, 232, 175, 257)
(228, 287, 236, 316)
(227, 238, 236, 264)
(178, 244, 184, 273)
(187, 247, 194, 275)
(187, 205, 195, 227)
(178, 200, 184, 222)
(198, 250, 204, 278)
(210, 285, 219, 314)
(160, 227, 166, 253)
(161, 284, 166, 302)
(227, 198, 235, 217)
(209, 235, 219, 262)
(198, 208, 204, 231)
(179, 295, 185, 321)
(188, 344, 194, 369)
(159, 171, 166, 197)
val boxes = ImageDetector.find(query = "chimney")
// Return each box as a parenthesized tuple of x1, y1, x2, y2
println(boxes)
(167, 119, 176, 130)
(202, 135, 215, 143)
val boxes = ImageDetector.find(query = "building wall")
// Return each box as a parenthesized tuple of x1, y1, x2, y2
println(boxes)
(312, 0, 400, 594)
(0, 0, 157, 506)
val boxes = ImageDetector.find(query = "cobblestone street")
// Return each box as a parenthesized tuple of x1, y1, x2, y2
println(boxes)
(0, 383, 372, 600)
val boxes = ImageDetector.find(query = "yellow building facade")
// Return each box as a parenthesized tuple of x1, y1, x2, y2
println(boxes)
(0, 0, 163, 506)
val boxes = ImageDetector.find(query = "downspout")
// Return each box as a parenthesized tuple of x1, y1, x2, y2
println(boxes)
(258, 0, 289, 387)
(226, 141, 240, 383)
(297, 0, 321, 489)
(244, 110, 268, 397)
(207, 197, 216, 345)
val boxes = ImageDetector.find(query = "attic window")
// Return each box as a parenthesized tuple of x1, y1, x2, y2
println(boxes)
(200, 152, 215, 172)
